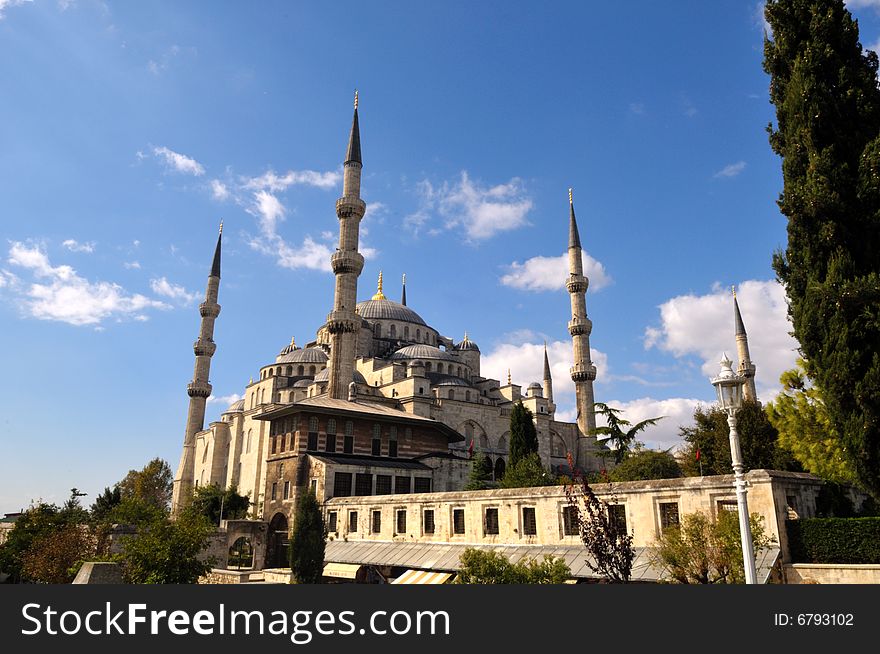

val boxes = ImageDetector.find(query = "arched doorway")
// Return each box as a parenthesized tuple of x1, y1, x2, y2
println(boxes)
(494, 458, 506, 481)
(266, 512, 289, 569)
(228, 537, 254, 570)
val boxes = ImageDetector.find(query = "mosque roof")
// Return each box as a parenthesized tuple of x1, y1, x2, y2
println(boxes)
(224, 398, 245, 413)
(389, 344, 456, 362)
(275, 347, 329, 365)
(356, 298, 427, 326)
(313, 367, 367, 384)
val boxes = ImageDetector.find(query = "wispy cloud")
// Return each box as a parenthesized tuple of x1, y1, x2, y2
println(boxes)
(149, 277, 200, 305)
(210, 179, 230, 201)
(207, 393, 243, 406)
(713, 160, 747, 179)
(152, 146, 205, 176)
(0, 0, 32, 20)
(242, 169, 341, 192)
(405, 172, 533, 241)
(147, 44, 196, 76)
(4, 242, 170, 326)
(123, 261, 141, 270)
(61, 239, 95, 253)
(500, 251, 611, 293)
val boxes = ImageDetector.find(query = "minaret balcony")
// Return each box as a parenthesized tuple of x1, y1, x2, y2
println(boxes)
(570, 363, 597, 382)
(193, 339, 217, 357)
(335, 196, 366, 220)
(566, 275, 588, 294)
(187, 381, 213, 398)
(330, 250, 365, 275)
(568, 317, 593, 336)
(199, 302, 221, 318)
(325, 310, 360, 334)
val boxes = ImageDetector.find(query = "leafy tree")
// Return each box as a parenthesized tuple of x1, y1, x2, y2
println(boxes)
(455, 548, 570, 584)
(21, 524, 95, 584)
(499, 453, 553, 489)
(766, 361, 856, 483)
(189, 484, 251, 525)
(119, 510, 214, 584)
(118, 458, 173, 513)
(0, 503, 65, 583)
(90, 486, 122, 523)
(651, 510, 775, 584)
(564, 454, 634, 583)
(679, 401, 800, 476)
(590, 403, 663, 464)
(608, 447, 682, 482)
(289, 490, 326, 584)
(764, 0, 880, 499)
(508, 402, 539, 467)
(465, 452, 494, 490)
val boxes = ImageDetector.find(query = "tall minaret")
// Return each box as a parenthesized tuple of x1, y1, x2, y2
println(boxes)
(326, 91, 366, 400)
(543, 342, 555, 413)
(733, 287, 758, 403)
(172, 223, 223, 516)
(566, 188, 598, 454)
(401, 273, 407, 306)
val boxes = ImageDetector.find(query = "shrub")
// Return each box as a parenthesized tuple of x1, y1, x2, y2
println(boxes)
(786, 518, 880, 564)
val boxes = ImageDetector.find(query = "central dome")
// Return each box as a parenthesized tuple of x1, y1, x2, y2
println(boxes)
(356, 299, 427, 326)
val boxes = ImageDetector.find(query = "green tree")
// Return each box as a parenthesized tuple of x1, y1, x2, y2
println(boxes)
(764, 0, 880, 499)
(499, 453, 553, 489)
(652, 511, 775, 584)
(0, 503, 65, 583)
(766, 361, 856, 483)
(189, 484, 251, 525)
(119, 510, 214, 584)
(590, 403, 663, 464)
(465, 452, 494, 490)
(21, 524, 95, 584)
(608, 447, 682, 482)
(508, 402, 539, 467)
(289, 490, 326, 584)
(118, 458, 173, 513)
(454, 548, 570, 584)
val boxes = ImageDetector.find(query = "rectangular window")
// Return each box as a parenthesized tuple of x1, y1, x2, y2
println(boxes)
(271, 436, 277, 455)
(328, 511, 337, 533)
(355, 473, 373, 497)
(388, 439, 398, 457)
(396, 509, 407, 534)
(283, 480, 291, 500)
(608, 504, 627, 533)
(453, 508, 465, 535)
(333, 472, 352, 498)
(423, 509, 435, 535)
(375, 474, 392, 495)
(310, 479, 318, 496)
(523, 507, 537, 536)
(372, 438, 381, 456)
(325, 433, 337, 453)
(484, 507, 499, 535)
(344, 435, 354, 454)
(562, 505, 579, 536)
(348, 511, 358, 533)
(413, 477, 431, 493)
(307, 432, 318, 451)
(660, 502, 680, 531)
(271, 482, 277, 501)
(395, 476, 411, 494)
(371, 510, 382, 534)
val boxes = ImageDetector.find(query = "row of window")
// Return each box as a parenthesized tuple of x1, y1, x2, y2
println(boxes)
(271, 419, 413, 458)
(261, 364, 321, 380)
(332, 472, 431, 498)
(374, 323, 433, 344)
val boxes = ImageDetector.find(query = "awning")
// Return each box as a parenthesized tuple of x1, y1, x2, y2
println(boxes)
(322, 562, 361, 579)
(391, 569, 454, 585)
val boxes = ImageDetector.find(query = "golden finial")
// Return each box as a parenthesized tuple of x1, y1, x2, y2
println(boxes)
(249, 376, 253, 385)
(290, 336, 296, 347)
(568, 187, 573, 204)
(371, 269, 387, 300)
(354, 89, 359, 110)
(732, 284, 736, 299)
(507, 368, 512, 385)
(219, 220, 223, 234)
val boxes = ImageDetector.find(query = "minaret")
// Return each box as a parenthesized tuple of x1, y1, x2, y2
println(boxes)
(172, 222, 223, 516)
(542, 341, 555, 409)
(566, 188, 598, 455)
(733, 287, 758, 403)
(326, 91, 366, 400)
(401, 273, 407, 306)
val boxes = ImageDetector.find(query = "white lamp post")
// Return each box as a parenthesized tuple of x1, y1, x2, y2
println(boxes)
(710, 353, 757, 584)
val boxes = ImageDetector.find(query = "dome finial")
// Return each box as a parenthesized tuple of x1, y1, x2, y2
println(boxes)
(732, 284, 736, 299)
(569, 187, 573, 205)
(507, 368, 512, 385)
(371, 269, 387, 300)
(219, 219, 223, 234)
(354, 89, 359, 110)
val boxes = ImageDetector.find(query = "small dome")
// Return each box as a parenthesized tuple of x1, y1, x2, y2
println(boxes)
(455, 333, 480, 352)
(389, 344, 455, 362)
(527, 382, 542, 390)
(276, 347, 329, 365)
(434, 376, 471, 387)
(356, 299, 427, 326)
(313, 368, 367, 385)
(224, 398, 245, 413)
(277, 337, 299, 357)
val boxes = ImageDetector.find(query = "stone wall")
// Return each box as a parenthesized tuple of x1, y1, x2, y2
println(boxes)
(783, 564, 880, 584)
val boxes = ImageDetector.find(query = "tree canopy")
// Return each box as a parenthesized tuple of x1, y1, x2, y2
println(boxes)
(289, 490, 326, 584)
(591, 402, 663, 464)
(454, 548, 570, 584)
(508, 402, 539, 467)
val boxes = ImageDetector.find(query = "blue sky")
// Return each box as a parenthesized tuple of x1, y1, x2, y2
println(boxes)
(3, 0, 880, 512)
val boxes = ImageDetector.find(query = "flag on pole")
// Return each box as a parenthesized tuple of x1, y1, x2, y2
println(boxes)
(695, 448, 701, 461)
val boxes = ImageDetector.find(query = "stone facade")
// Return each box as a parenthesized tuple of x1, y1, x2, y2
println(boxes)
(782, 564, 880, 584)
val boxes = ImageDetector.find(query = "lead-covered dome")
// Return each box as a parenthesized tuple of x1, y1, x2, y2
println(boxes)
(276, 347, 329, 365)
(313, 367, 367, 384)
(389, 344, 456, 362)
(355, 299, 427, 326)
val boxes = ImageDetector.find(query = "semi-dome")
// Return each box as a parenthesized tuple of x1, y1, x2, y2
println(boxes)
(389, 344, 455, 362)
(224, 398, 245, 413)
(276, 346, 329, 365)
(313, 367, 367, 385)
(291, 379, 313, 388)
(355, 299, 427, 326)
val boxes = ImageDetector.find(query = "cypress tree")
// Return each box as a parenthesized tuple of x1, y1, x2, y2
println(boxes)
(289, 490, 326, 584)
(509, 402, 539, 467)
(764, 0, 880, 498)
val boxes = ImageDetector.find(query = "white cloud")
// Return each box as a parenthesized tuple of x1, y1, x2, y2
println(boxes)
(0, 0, 31, 20)
(147, 44, 195, 76)
(152, 146, 205, 176)
(406, 172, 533, 241)
(124, 261, 141, 269)
(242, 169, 341, 192)
(149, 277, 200, 305)
(61, 239, 95, 253)
(598, 397, 703, 450)
(500, 251, 611, 292)
(644, 279, 799, 400)
(5, 242, 170, 326)
(207, 393, 243, 406)
(210, 179, 230, 201)
(251, 189, 286, 234)
(713, 160, 747, 179)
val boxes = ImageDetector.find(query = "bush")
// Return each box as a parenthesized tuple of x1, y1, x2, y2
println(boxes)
(454, 548, 570, 584)
(786, 518, 880, 564)
(499, 453, 554, 489)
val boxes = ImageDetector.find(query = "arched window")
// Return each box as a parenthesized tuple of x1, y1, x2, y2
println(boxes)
(551, 433, 567, 458)
(276, 366, 281, 376)
(286, 366, 292, 376)
(458, 366, 463, 377)
(437, 363, 444, 374)
(404, 326, 409, 339)
(309, 417, 319, 432)
(390, 324, 396, 338)
(327, 418, 337, 434)
(479, 433, 489, 450)
(246, 429, 252, 454)
(494, 458, 506, 481)
(497, 433, 508, 452)
(298, 365, 305, 376)
(425, 362, 432, 372)
(309, 365, 316, 375)
(269, 369, 274, 377)
(448, 389, 454, 399)
(374, 323, 382, 338)
(416, 329, 421, 341)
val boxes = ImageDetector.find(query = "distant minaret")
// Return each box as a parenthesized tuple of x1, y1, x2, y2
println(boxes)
(543, 342, 555, 413)
(566, 188, 598, 450)
(733, 286, 758, 403)
(401, 273, 407, 306)
(326, 91, 366, 400)
(172, 223, 223, 516)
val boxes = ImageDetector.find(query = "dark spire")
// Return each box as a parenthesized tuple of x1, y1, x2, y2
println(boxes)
(568, 187, 581, 249)
(401, 273, 407, 306)
(733, 288, 746, 336)
(345, 90, 362, 165)
(210, 221, 222, 278)
(543, 342, 552, 381)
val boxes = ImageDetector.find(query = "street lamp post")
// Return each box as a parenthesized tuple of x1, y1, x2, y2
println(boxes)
(710, 353, 757, 585)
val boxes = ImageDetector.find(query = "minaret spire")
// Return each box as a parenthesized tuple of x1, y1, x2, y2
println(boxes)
(172, 226, 223, 516)
(566, 188, 598, 466)
(543, 341, 555, 411)
(326, 95, 367, 399)
(733, 286, 758, 402)
(401, 273, 407, 306)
